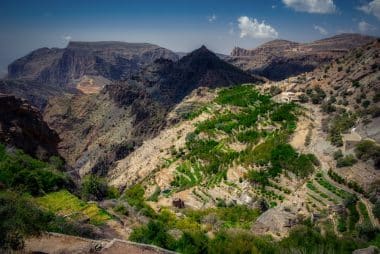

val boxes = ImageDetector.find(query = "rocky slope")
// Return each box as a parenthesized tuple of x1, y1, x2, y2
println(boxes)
(43, 46, 262, 179)
(228, 33, 375, 81)
(103, 39, 380, 242)
(0, 94, 60, 160)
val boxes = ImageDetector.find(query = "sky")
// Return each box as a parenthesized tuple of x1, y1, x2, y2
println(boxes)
(0, 0, 380, 76)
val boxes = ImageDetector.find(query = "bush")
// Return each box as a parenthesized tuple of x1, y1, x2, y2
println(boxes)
(124, 184, 156, 217)
(0, 144, 72, 196)
(0, 192, 50, 250)
(355, 140, 380, 169)
(336, 154, 358, 168)
(373, 201, 380, 220)
(81, 175, 110, 201)
(129, 220, 175, 250)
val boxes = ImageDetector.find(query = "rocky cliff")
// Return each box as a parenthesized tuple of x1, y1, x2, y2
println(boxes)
(2, 42, 179, 110)
(0, 94, 60, 160)
(228, 33, 376, 81)
(7, 41, 179, 87)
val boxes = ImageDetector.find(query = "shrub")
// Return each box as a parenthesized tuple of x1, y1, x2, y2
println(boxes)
(0, 192, 50, 250)
(0, 144, 72, 196)
(129, 220, 175, 250)
(333, 150, 344, 160)
(336, 155, 357, 168)
(373, 201, 380, 220)
(81, 175, 109, 201)
(298, 94, 309, 103)
(355, 140, 380, 169)
(124, 184, 156, 217)
(362, 100, 371, 108)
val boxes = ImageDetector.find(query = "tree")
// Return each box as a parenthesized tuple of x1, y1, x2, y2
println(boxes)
(81, 175, 109, 201)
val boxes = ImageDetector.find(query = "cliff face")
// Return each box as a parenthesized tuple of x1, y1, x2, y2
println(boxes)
(0, 94, 60, 160)
(7, 41, 179, 88)
(3, 41, 179, 109)
(228, 34, 376, 81)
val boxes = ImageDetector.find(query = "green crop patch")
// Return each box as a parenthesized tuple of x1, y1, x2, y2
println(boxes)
(36, 190, 111, 225)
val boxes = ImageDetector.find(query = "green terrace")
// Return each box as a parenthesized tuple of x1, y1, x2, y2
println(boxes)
(166, 85, 318, 202)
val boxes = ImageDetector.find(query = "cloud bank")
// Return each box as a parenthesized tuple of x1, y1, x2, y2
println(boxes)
(238, 16, 278, 39)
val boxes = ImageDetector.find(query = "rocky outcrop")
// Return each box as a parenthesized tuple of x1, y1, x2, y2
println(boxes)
(228, 33, 376, 81)
(0, 94, 60, 160)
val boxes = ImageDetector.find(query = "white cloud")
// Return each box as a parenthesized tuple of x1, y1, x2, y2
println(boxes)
(282, 0, 336, 13)
(357, 0, 380, 20)
(208, 14, 217, 22)
(62, 35, 72, 41)
(358, 21, 375, 33)
(272, 5, 277, 9)
(237, 16, 278, 39)
(314, 25, 328, 35)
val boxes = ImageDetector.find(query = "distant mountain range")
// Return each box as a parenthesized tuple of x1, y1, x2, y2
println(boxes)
(227, 33, 376, 80)
(1, 34, 376, 110)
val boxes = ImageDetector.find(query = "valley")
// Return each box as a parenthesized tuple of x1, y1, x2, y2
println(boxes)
(0, 34, 379, 254)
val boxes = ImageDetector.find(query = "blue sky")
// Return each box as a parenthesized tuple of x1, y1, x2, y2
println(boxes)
(0, 0, 379, 75)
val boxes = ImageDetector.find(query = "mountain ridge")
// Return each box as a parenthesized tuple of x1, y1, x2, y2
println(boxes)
(228, 33, 376, 80)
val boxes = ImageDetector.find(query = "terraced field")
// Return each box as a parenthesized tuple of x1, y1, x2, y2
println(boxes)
(36, 190, 112, 225)
(146, 85, 319, 208)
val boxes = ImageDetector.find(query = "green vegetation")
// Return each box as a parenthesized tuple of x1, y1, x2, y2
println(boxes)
(0, 144, 72, 196)
(0, 190, 98, 251)
(170, 85, 314, 193)
(36, 190, 111, 225)
(337, 215, 348, 232)
(314, 175, 352, 200)
(345, 196, 360, 232)
(123, 184, 156, 217)
(81, 174, 119, 201)
(358, 202, 371, 225)
(355, 140, 380, 169)
(130, 215, 365, 254)
(328, 112, 357, 147)
(336, 154, 358, 168)
(307, 86, 326, 104)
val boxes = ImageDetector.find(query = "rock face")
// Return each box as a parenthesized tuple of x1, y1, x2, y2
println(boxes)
(3, 41, 179, 110)
(228, 34, 376, 81)
(7, 41, 179, 87)
(0, 79, 65, 110)
(0, 94, 60, 160)
(44, 46, 262, 178)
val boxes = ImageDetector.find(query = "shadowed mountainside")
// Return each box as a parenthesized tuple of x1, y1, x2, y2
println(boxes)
(0, 94, 60, 160)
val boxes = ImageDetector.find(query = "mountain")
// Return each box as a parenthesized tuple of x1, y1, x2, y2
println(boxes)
(2, 42, 179, 109)
(0, 94, 60, 160)
(228, 33, 376, 81)
(43, 46, 262, 179)
(7, 41, 179, 87)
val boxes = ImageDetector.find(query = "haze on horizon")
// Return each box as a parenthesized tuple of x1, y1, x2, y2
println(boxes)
(0, 0, 380, 77)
